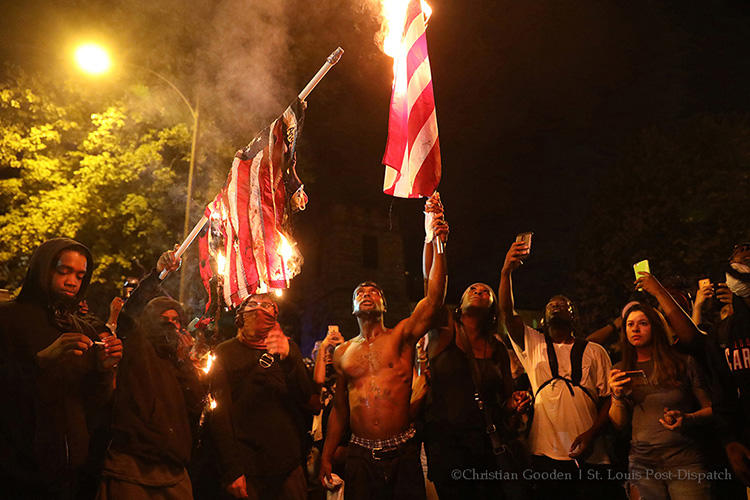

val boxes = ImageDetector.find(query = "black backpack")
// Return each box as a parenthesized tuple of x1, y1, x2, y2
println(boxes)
(532, 335, 596, 406)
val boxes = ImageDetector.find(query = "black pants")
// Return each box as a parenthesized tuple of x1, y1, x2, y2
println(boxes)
(530, 455, 625, 500)
(344, 439, 426, 500)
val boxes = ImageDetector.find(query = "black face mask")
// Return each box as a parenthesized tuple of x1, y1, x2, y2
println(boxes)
(147, 322, 180, 361)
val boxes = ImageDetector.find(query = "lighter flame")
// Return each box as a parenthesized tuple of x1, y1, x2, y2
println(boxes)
(216, 253, 226, 275)
(208, 395, 217, 410)
(202, 353, 216, 375)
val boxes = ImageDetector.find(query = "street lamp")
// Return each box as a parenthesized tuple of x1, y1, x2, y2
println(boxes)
(74, 44, 111, 75)
(74, 43, 199, 303)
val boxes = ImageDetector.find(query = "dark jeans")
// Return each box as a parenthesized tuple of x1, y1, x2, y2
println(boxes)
(344, 439, 426, 500)
(531, 455, 625, 500)
(427, 441, 530, 500)
(247, 466, 307, 500)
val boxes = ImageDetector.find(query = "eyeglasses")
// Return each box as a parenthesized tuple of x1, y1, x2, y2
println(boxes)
(240, 301, 276, 312)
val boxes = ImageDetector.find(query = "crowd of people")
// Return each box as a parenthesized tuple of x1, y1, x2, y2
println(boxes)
(0, 197, 749, 500)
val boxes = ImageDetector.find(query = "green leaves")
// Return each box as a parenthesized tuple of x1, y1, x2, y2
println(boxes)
(0, 68, 193, 294)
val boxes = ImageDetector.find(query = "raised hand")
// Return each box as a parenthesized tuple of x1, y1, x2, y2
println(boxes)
(694, 280, 714, 310)
(634, 272, 665, 297)
(431, 217, 449, 244)
(424, 191, 443, 216)
(156, 244, 182, 274)
(502, 240, 529, 274)
(715, 283, 733, 305)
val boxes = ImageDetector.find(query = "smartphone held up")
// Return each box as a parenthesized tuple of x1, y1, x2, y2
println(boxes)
(516, 232, 533, 260)
(633, 260, 650, 280)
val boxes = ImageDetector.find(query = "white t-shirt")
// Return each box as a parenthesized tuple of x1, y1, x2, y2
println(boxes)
(510, 324, 612, 464)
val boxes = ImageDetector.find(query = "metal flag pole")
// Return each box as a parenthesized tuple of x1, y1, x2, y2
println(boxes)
(159, 47, 344, 281)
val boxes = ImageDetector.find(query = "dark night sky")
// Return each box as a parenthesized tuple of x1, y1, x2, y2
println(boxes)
(2, 0, 750, 310)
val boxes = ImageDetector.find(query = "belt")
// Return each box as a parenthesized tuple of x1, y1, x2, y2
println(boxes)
(349, 425, 416, 460)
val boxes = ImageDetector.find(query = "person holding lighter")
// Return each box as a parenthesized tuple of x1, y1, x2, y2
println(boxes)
(609, 272, 713, 500)
(0, 238, 122, 499)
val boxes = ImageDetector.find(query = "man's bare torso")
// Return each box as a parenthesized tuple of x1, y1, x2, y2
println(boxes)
(336, 324, 414, 440)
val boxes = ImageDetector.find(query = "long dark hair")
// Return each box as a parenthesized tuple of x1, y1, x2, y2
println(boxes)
(620, 302, 685, 387)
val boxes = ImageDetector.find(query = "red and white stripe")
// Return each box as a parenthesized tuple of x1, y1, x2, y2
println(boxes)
(382, 0, 441, 198)
(202, 113, 297, 307)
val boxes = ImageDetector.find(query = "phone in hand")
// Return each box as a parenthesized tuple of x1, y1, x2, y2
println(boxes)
(516, 232, 533, 258)
(698, 278, 711, 289)
(633, 260, 650, 280)
(623, 369, 648, 385)
(328, 325, 343, 345)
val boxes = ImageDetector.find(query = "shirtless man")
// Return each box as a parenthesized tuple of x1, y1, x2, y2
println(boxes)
(320, 201, 448, 500)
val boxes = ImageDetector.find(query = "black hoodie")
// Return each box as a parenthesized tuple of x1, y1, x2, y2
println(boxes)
(0, 238, 115, 492)
(104, 289, 205, 484)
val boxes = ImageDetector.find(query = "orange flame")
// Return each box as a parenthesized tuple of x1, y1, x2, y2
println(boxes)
(216, 253, 226, 276)
(276, 231, 302, 284)
(202, 353, 216, 375)
(278, 233, 294, 262)
(379, 0, 432, 58)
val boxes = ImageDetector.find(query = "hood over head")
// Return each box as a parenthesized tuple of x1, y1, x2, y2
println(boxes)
(140, 296, 187, 361)
(16, 238, 94, 306)
(141, 296, 186, 332)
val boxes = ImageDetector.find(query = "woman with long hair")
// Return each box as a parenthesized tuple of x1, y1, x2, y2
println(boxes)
(609, 273, 712, 500)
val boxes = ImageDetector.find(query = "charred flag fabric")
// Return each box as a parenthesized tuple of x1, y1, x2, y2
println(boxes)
(199, 100, 306, 307)
(382, 0, 441, 198)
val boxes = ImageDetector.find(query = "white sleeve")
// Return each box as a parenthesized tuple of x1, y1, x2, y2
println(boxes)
(508, 324, 542, 361)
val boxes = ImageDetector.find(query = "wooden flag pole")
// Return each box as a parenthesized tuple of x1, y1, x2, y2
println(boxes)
(159, 47, 344, 281)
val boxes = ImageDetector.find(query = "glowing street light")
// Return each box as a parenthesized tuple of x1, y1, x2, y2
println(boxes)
(74, 43, 200, 303)
(74, 43, 112, 75)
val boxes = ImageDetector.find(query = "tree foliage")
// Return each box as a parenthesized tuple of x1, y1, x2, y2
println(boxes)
(0, 68, 192, 299)
(570, 113, 750, 329)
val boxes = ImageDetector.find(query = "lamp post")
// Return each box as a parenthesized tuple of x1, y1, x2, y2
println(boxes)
(74, 43, 199, 303)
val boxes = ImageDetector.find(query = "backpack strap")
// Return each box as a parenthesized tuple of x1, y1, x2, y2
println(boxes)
(544, 334, 560, 379)
(570, 338, 588, 386)
(535, 336, 595, 403)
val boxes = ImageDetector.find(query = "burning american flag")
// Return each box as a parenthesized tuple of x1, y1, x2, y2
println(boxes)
(198, 101, 306, 307)
(382, 0, 441, 198)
